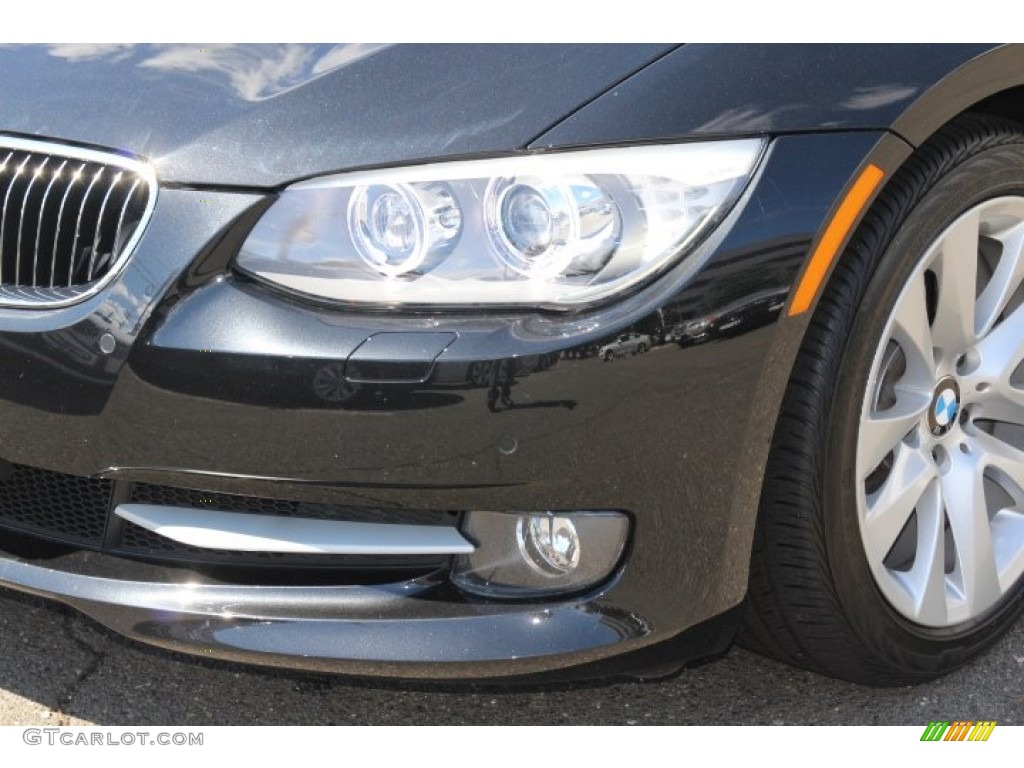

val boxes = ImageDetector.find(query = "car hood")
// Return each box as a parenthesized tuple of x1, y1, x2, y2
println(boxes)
(0, 44, 671, 188)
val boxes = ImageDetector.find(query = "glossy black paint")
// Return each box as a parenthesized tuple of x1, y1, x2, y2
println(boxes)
(536, 44, 996, 149)
(0, 44, 1022, 677)
(3, 45, 1018, 191)
(0, 44, 670, 187)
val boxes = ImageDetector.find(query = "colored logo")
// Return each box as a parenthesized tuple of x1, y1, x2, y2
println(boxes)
(934, 389, 958, 427)
(928, 377, 961, 436)
(920, 721, 997, 741)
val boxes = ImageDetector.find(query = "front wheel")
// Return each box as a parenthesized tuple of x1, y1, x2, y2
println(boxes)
(743, 115, 1024, 685)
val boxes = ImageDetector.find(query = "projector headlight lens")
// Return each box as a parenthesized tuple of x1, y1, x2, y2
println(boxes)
(348, 182, 461, 277)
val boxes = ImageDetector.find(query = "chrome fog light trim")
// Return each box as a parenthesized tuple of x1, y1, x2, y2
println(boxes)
(451, 511, 629, 598)
(115, 503, 474, 555)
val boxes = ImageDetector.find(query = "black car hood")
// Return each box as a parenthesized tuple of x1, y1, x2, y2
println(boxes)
(0, 44, 670, 188)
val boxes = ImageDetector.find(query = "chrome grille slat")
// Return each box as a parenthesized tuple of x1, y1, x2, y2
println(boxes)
(0, 152, 16, 289)
(17, 156, 49, 285)
(50, 162, 86, 289)
(34, 159, 67, 285)
(88, 170, 121, 281)
(69, 169, 102, 287)
(0, 138, 156, 307)
(112, 177, 142, 259)
(0, 154, 32, 286)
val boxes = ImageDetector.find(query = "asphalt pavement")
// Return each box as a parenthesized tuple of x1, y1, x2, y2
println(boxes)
(0, 591, 1020, 726)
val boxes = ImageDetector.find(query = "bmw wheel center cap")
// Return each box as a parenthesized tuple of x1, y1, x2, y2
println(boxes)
(928, 376, 961, 436)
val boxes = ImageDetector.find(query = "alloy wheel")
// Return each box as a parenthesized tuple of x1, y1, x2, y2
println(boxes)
(858, 196, 1024, 628)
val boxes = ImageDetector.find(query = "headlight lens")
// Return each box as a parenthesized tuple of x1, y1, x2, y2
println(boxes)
(485, 174, 618, 279)
(236, 139, 764, 309)
(348, 182, 461, 276)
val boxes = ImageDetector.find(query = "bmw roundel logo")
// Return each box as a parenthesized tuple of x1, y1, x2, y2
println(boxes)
(928, 377, 961, 436)
(934, 389, 958, 427)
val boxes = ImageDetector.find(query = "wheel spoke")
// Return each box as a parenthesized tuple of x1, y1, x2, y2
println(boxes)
(976, 221, 1024, 338)
(974, 302, 1024, 385)
(990, 510, 1024, 591)
(942, 451, 1002, 616)
(972, 429, 1024, 499)
(931, 208, 979, 352)
(858, 391, 930, 475)
(863, 444, 935, 562)
(890, 273, 936, 387)
(898, 481, 947, 625)
(971, 381, 1024, 426)
(961, 430, 1024, 591)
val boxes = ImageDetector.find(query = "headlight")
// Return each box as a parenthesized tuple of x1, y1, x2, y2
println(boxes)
(236, 140, 764, 309)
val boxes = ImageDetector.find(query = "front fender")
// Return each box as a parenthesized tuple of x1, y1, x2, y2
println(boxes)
(533, 43, 1017, 150)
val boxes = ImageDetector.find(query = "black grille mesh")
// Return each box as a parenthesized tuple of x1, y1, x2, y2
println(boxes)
(0, 463, 111, 546)
(0, 144, 151, 304)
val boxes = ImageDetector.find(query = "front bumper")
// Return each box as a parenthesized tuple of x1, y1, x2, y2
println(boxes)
(0, 554, 651, 678)
(0, 132, 890, 677)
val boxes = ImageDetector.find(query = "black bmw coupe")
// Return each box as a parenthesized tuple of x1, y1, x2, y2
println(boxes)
(0, 43, 1021, 686)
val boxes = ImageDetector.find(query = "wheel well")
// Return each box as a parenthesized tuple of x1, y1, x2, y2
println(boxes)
(967, 87, 1024, 129)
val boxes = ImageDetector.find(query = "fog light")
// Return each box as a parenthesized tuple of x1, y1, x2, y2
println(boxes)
(519, 515, 579, 575)
(451, 511, 629, 598)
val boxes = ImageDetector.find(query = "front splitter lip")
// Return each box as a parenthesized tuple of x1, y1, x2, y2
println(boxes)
(0, 550, 655, 678)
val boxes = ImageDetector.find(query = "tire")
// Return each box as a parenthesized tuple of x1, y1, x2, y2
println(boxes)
(603, 350, 614, 362)
(743, 114, 1024, 685)
(638, 344, 648, 355)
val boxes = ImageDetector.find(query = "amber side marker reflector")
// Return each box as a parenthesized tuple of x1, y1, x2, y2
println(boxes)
(787, 163, 885, 317)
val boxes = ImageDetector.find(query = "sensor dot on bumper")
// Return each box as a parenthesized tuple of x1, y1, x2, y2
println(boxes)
(451, 511, 629, 598)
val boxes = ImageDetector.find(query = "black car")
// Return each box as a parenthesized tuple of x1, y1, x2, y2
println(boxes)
(0, 44, 1022, 686)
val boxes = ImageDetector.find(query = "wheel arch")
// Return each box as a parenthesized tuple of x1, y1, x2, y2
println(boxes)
(736, 50, 1024, 597)
(894, 46, 1024, 146)
(785, 47, 1024, 322)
